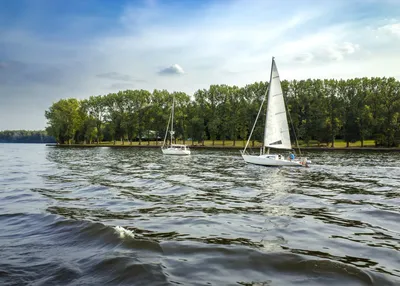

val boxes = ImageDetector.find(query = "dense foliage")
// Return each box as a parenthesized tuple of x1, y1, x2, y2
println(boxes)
(0, 130, 56, 143)
(44, 77, 400, 147)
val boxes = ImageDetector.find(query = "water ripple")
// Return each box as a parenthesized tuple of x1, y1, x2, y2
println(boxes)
(0, 144, 399, 285)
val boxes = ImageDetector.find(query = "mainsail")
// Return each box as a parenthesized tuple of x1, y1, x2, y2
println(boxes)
(263, 58, 292, 150)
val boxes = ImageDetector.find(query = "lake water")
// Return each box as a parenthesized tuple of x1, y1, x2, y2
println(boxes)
(0, 144, 399, 285)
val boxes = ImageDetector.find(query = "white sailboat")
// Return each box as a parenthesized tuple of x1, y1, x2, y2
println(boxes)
(240, 57, 311, 167)
(161, 96, 191, 155)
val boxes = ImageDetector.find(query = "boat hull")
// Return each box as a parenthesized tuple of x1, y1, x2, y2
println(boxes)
(241, 154, 308, 167)
(161, 148, 190, 156)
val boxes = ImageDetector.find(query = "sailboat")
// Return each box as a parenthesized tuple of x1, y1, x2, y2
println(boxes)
(161, 96, 191, 155)
(240, 57, 311, 167)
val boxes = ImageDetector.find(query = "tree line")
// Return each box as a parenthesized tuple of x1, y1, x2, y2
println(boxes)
(44, 77, 400, 147)
(0, 130, 56, 143)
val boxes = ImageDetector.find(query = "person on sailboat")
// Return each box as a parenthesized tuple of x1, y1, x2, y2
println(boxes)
(289, 153, 295, 161)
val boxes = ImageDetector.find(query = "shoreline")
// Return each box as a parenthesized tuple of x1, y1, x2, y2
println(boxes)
(45, 143, 400, 152)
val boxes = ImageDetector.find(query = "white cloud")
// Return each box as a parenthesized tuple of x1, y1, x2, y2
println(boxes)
(91, 0, 332, 91)
(378, 22, 400, 36)
(158, 64, 185, 76)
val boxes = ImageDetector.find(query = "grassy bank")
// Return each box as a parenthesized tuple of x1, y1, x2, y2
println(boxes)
(47, 139, 400, 151)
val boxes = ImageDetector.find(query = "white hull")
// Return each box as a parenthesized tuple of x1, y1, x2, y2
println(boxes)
(241, 154, 309, 167)
(161, 147, 190, 156)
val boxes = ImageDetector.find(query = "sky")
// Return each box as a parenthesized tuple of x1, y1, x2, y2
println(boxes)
(1, 0, 400, 130)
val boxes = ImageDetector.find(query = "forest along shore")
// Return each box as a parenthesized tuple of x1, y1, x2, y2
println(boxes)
(44, 78, 400, 149)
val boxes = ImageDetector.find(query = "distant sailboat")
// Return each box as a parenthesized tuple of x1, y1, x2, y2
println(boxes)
(161, 96, 191, 156)
(241, 57, 311, 167)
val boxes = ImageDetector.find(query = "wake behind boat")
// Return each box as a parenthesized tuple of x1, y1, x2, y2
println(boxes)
(241, 57, 311, 167)
(161, 96, 191, 156)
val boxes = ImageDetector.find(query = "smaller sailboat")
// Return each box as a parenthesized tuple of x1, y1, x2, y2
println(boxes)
(240, 57, 311, 167)
(161, 96, 191, 155)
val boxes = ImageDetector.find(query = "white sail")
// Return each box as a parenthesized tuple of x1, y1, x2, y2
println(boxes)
(263, 58, 292, 150)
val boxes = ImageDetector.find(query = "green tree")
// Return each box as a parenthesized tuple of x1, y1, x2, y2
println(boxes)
(45, 98, 81, 144)
(104, 93, 124, 145)
(85, 95, 106, 143)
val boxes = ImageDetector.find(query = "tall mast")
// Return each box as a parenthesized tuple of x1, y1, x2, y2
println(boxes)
(263, 56, 275, 155)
